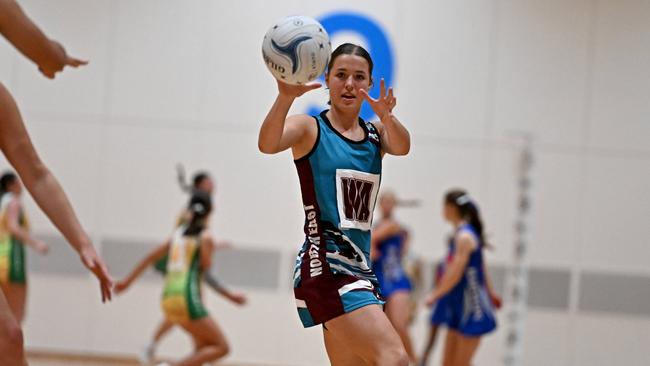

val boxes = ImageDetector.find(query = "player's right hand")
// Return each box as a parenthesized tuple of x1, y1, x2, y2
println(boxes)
(114, 279, 131, 295)
(38, 40, 88, 79)
(79, 245, 114, 302)
(277, 79, 321, 98)
(229, 292, 248, 306)
(33, 239, 49, 255)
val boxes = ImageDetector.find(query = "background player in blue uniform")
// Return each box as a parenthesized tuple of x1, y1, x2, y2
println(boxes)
(425, 190, 498, 366)
(419, 233, 501, 366)
(259, 43, 411, 366)
(371, 191, 416, 363)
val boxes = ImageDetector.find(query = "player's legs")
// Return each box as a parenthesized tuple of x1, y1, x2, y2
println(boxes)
(2, 283, 27, 323)
(153, 318, 175, 345)
(0, 288, 27, 366)
(419, 324, 440, 366)
(450, 331, 481, 366)
(441, 329, 459, 366)
(323, 325, 367, 366)
(323, 304, 408, 366)
(385, 290, 416, 363)
(174, 316, 229, 366)
(140, 318, 174, 365)
(442, 329, 481, 366)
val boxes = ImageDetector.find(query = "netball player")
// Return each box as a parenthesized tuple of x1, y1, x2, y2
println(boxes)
(128, 170, 246, 365)
(424, 190, 497, 366)
(371, 191, 416, 363)
(116, 193, 229, 366)
(0, 172, 49, 325)
(258, 43, 410, 365)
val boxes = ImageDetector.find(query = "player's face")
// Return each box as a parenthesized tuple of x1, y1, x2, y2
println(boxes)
(197, 178, 214, 194)
(443, 202, 457, 222)
(326, 54, 371, 111)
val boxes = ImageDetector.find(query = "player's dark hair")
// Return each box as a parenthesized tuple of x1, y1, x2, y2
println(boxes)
(0, 171, 17, 198)
(183, 191, 212, 236)
(327, 43, 374, 76)
(444, 189, 486, 246)
(192, 171, 210, 189)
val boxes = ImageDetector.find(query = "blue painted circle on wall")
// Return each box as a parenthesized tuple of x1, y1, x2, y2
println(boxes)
(307, 12, 394, 121)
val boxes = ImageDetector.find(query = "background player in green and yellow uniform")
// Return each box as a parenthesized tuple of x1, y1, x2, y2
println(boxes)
(119, 168, 246, 365)
(139, 248, 246, 365)
(116, 192, 237, 366)
(0, 172, 49, 323)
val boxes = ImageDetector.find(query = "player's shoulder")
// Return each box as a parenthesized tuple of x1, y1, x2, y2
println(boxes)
(199, 230, 215, 245)
(455, 229, 478, 252)
(288, 114, 320, 141)
(287, 113, 316, 124)
(286, 113, 317, 131)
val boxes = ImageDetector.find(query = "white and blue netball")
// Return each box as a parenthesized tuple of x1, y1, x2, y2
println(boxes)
(262, 15, 331, 85)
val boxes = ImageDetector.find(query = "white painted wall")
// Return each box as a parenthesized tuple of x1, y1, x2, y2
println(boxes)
(1, 0, 649, 365)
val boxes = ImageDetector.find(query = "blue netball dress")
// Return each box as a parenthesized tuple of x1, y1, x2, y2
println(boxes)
(293, 110, 383, 328)
(372, 228, 412, 299)
(432, 224, 496, 335)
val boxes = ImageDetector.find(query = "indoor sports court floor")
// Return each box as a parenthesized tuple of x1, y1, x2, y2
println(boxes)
(27, 353, 138, 366)
(27, 352, 264, 366)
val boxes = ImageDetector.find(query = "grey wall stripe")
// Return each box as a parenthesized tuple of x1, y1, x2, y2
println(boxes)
(102, 238, 162, 280)
(27, 234, 650, 318)
(579, 271, 650, 317)
(102, 239, 282, 289)
(527, 268, 571, 310)
(211, 248, 281, 290)
(29, 234, 88, 276)
(487, 264, 507, 297)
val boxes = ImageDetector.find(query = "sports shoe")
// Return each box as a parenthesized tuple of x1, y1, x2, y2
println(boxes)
(138, 343, 155, 365)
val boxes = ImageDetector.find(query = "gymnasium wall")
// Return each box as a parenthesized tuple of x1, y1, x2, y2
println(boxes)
(1, 0, 649, 365)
